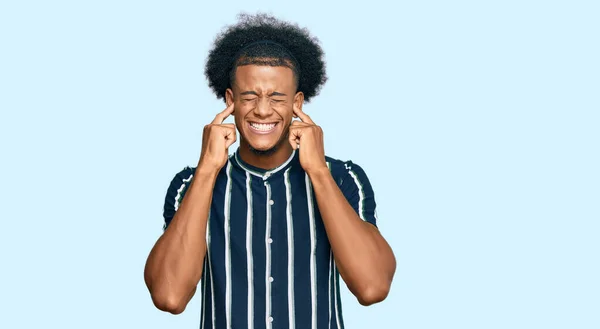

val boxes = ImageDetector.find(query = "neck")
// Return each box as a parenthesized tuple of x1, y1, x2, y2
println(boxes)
(238, 139, 294, 170)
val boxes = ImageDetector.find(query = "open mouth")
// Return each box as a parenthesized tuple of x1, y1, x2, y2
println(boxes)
(248, 122, 278, 134)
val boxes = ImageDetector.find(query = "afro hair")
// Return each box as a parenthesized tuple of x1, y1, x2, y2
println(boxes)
(204, 13, 328, 102)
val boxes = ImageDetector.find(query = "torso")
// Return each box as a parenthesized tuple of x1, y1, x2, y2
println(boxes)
(174, 149, 348, 329)
(170, 152, 356, 329)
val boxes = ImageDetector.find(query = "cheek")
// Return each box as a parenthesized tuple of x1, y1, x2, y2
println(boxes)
(232, 111, 242, 125)
(235, 102, 257, 117)
(275, 106, 293, 121)
(234, 115, 245, 128)
(234, 105, 249, 121)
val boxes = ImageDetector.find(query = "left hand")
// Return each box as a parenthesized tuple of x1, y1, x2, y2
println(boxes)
(289, 105, 328, 174)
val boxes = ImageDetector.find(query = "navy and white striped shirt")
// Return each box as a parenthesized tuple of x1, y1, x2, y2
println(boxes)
(163, 148, 378, 329)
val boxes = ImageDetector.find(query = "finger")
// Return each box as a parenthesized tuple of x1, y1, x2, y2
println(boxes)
(288, 127, 301, 150)
(293, 105, 314, 125)
(290, 120, 309, 126)
(221, 124, 236, 138)
(211, 102, 235, 124)
(224, 129, 237, 148)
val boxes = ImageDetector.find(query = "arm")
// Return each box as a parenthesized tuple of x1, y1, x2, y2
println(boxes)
(144, 166, 219, 314)
(308, 165, 396, 306)
(288, 105, 395, 306)
(144, 103, 235, 314)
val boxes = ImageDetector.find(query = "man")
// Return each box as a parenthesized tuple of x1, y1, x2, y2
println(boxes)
(144, 13, 396, 329)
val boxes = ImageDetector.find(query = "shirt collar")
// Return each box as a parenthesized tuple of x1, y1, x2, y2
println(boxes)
(231, 147, 299, 180)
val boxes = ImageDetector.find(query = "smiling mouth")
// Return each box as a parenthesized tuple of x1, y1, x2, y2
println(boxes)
(248, 122, 278, 133)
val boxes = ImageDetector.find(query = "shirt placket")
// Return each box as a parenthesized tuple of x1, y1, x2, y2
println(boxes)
(264, 175, 275, 328)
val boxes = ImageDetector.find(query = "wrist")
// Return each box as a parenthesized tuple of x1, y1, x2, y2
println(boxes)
(194, 163, 221, 180)
(306, 165, 331, 180)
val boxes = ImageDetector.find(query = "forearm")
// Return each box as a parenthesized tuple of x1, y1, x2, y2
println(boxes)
(308, 168, 396, 305)
(144, 167, 218, 313)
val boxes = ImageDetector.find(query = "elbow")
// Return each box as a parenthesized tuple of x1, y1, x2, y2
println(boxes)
(144, 266, 197, 314)
(146, 277, 192, 315)
(356, 282, 391, 306)
(150, 290, 188, 314)
(144, 271, 190, 314)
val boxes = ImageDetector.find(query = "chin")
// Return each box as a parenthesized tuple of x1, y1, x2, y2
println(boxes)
(248, 141, 280, 156)
(243, 121, 288, 154)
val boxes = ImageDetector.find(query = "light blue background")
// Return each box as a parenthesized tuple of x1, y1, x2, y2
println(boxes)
(1, 1, 598, 328)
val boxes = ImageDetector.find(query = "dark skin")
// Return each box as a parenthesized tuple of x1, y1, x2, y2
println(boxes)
(144, 64, 396, 315)
(225, 65, 301, 170)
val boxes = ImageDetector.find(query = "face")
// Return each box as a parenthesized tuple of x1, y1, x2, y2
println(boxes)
(226, 64, 303, 155)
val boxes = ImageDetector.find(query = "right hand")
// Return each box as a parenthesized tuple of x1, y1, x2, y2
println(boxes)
(197, 102, 236, 172)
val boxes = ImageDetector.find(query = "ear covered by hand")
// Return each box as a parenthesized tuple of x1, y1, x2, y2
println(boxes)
(198, 102, 237, 171)
(288, 105, 328, 174)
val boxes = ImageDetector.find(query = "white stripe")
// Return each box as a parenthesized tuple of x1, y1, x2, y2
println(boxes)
(246, 172, 254, 329)
(265, 182, 273, 329)
(334, 262, 341, 329)
(327, 163, 332, 328)
(201, 257, 207, 329)
(265, 149, 297, 177)
(207, 222, 216, 329)
(328, 251, 332, 328)
(234, 149, 297, 179)
(235, 150, 263, 178)
(174, 173, 194, 211)
(305, 174, 317, 329)
(284, 169, 295, 329)
(347, 170, 366, 221)
(224, 162, 233, 329)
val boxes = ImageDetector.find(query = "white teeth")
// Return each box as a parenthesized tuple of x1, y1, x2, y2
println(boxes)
(250, 122, 276, 131)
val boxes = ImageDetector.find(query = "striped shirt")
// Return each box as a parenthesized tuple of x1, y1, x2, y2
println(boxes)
(162, 148, 378, 329)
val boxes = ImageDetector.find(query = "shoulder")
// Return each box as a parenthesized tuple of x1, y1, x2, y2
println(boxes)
(164, 166, 196, 204)
(167, 159, 232, 192)
(324, 155, 370, 185)
(324, 155, 363, 170)
(168, 166, 196, 187)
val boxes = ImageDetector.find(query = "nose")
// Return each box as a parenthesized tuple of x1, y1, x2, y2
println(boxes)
(253, 97, 274, 117)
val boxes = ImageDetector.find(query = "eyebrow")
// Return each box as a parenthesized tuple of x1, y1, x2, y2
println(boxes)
(239, 91, 287, 96)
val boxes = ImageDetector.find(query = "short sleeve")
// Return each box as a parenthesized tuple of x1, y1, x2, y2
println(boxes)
(336, 160, 378, 227)
(162, 167, 195, 231)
